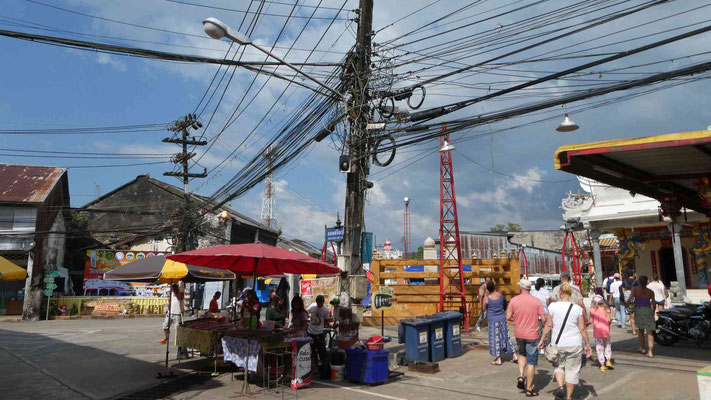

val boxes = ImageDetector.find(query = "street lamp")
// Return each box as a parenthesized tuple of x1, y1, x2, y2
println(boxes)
(203, 18, 343, 100)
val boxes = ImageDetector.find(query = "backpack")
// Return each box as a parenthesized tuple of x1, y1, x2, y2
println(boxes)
(605, 277, 613, 293)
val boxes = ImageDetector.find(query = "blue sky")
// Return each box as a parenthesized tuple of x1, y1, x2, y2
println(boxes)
(2, 0, 711, 250)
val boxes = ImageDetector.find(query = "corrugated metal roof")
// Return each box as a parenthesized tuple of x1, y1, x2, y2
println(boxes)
(0, 164, 67, 203)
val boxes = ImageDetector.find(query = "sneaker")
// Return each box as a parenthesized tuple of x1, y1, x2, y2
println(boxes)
(553, 386, 565, 400)
(606, 361, 615, 369)
(600, 366, 607, 373)
(612, 319, 618, 323)
(475, 326, 481, 332)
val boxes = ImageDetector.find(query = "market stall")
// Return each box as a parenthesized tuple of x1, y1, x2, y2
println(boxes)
(104, 255, 236, 377)
(169, 243, 340, 393)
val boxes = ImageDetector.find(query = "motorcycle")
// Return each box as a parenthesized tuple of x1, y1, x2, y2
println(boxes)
(654, 301, 711, 346)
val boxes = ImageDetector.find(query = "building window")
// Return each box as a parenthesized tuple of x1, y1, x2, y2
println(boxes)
(0, 207, 14, 230)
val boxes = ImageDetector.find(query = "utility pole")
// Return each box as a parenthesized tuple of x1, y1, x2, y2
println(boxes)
(163, 114, 206, 252)
(342, 0, 374, 293)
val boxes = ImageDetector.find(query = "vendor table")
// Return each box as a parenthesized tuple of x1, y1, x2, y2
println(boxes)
(221, 330, 312, 395)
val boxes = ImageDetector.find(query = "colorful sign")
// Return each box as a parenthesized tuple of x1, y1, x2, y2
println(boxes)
(84, 249, 169, 280)
(84, 249, 169, 292)
(300, 280, 312, 295)
(371, 286, 397, 312)
(300, 276, 339, 308)
(43, 289, 54, 296)
(46, 271, 61, 278)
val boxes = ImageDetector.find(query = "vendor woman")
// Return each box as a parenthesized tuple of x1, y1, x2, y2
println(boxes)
(266, 294, 287, 327)
(240, 289, 262, 320)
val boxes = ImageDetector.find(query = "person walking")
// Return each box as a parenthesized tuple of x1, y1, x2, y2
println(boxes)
(530, 278, 551, 342)
(159, 284, 184, 344)
(603, 272, 617, 322)
(507, 279, 547, 397)
(623, 272, 639, 334)
(647, 275, 668, 316)
(608, 273, 627, 328)
(475, 276, 492, 332)
(484, 280, 518, 365)
(588, 294, 614, 372)
(551, 271, 587, 324)
(626, 275, 656, 358)
(539, 284, 592, 400)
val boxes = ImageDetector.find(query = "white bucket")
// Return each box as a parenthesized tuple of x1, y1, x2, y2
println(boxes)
(330, 364, 345, 381)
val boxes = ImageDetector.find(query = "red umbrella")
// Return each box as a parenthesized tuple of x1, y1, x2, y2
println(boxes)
(167, 243, 340, 275)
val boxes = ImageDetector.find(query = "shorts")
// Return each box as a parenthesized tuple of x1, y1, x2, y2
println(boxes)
(553, 346, 583, 384)
(655, 300, 665, 307)
(516, 338, 539, 366)
(163, 314, 182, 330)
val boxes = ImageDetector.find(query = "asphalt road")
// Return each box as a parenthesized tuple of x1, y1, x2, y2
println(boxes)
(0, 318, 708, 400)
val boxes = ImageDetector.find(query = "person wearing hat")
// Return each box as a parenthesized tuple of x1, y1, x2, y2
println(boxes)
(589, 294, 614, 372)
(506, 279, 547, 396)
(551, 271, 588, 324)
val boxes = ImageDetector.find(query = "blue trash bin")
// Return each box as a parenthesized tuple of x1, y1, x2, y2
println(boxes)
(439, 311, 463, 358)
(400, 318, 430, 362)
(424, 314, 446, 362)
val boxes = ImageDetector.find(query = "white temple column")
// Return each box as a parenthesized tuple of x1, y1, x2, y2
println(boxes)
(590, 229, 604, 287)
(668, 222, 686, 294)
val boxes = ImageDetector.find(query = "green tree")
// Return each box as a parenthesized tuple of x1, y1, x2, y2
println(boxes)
(416, 246, 424, 260)
(490, 222, 522, 232)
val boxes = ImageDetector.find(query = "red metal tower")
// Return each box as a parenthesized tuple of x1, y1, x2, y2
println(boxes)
(403, 197, 411, 259)
(561, 230, 582, 287)
(438, 123, 469, 331)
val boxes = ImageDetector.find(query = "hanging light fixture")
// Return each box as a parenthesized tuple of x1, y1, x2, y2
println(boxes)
(556, 114, 579, 132)
(440, 140, 455, 152)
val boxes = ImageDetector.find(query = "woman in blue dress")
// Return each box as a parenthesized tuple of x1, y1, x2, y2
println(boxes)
(483, 280, 518, 365)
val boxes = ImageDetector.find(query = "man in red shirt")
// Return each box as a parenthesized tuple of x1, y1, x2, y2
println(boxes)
(507, 279, 547, 396)
(209, 291, 221, 314)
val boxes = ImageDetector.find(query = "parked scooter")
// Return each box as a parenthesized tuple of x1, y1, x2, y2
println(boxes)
(654, 301, 711, 346)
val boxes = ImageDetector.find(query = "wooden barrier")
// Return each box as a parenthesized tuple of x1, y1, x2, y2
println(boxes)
(363, 256, 520, 327)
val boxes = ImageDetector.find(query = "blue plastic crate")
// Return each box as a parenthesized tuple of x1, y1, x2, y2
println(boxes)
(345, 348, 389, 385)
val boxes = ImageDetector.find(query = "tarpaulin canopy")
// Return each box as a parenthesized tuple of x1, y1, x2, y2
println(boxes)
(0, 256, 26, 281)
(168, 243, 340, 276)
(103, 255, 235, 283)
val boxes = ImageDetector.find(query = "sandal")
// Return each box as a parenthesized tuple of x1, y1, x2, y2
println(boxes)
(491, 361, 502, 365)
(639, 348, 647, 355)
(525, 389, 539, 397)
(517, 377, 526, 390)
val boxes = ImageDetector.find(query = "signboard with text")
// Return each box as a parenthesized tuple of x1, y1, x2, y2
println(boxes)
(371, 286, 397, 312)
(83, 249, 169, 293)
(325, 227, 344, 242)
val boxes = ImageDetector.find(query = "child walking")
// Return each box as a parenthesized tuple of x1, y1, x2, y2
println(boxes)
(589, 294, 614, 372)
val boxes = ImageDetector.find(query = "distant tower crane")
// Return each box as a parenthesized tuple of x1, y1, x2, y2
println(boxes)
(403, 197, 411, 259)
(438, 123, 469, 332)
(260, 146, 276, 229)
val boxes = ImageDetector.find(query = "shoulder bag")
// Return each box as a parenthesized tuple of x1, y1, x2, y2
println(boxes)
(545, 304, 574, 363)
